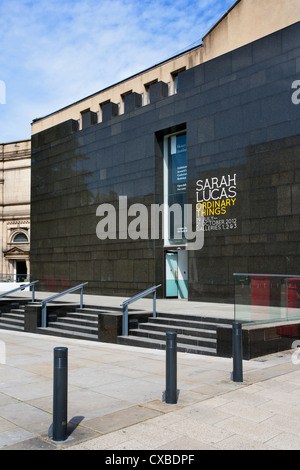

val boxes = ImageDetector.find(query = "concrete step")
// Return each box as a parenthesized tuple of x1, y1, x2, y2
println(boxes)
(38, 326, 98, 341)
(46, 319, 98, 336)
(36, 307, 104, 342)
(138, 321, 217, 339)
(0, 310, 25, 331)
(124, 327, 216, 348)
(117, 335, 217, 356)
(51, 314, 98, 328)
(77, 307, 122, 314)
(152, 316, 228, 331)
(10, 308, 25, 314)
(157, 311, 232, 325)
(68, 311, 100, 321)
(117, 312, 232, 355)
(1, 312, 24, 321)
(44, 307, 100, 340)
(0, 323, 24, 331)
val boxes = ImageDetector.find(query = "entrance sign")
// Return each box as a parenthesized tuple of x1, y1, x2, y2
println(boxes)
(196, 173, 238, 231)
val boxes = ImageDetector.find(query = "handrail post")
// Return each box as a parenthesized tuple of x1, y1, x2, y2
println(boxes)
(32, 283, 36, 303)
(153, 290, 157, 318)
(42, 303, 47, 328)
(80, 287, 83, 309)
(38, 282, 88, 329)
(122, 304, 129, 336)
(121, 284, 161, 336)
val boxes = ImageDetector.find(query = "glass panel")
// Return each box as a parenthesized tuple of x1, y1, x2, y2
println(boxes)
(164, 132, 187, 245)
(165, 252, 178, 297)
(13, 232, 28, 243)
(234, 274, 300, 325)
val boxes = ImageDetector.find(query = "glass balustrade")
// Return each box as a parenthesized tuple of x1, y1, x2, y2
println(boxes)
(234, 274, 300, 326)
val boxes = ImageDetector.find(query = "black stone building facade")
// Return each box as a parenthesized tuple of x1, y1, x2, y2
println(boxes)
(30, 22, 300, 303)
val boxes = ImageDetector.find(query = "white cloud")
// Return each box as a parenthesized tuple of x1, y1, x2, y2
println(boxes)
(0, 0, 234, 142)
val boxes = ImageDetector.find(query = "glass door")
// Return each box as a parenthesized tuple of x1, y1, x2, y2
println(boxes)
(165, 250, 188, 299)
(163, 130, 188, 299)
(165, 252, 178, 297)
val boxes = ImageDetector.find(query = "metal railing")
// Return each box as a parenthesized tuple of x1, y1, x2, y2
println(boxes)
(41, 282, 88, 328)
(121, 284, 161, 336)
(0, 280, 39, 303)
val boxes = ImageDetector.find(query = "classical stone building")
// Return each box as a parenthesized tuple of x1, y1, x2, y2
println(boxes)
(0, 140, 31, 283)
(30, 0, 300, 302)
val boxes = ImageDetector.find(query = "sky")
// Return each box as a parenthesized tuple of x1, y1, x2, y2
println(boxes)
(0, 0, 234, 143)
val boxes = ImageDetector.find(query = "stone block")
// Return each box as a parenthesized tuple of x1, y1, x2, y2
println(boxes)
(149, 81, 169, 104)
(217, 322, 300, 360)
(24, 303, 42, 332)
(81, 110, 98, 129)
(101, 102, 119, 122)
(123, 92, 142, 113)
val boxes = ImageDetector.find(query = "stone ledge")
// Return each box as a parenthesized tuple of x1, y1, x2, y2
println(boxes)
(217, 320, 300, 359)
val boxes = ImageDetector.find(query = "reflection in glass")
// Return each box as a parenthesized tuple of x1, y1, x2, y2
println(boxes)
(234, 273, 300, 325)
(163, 132, 187, 245)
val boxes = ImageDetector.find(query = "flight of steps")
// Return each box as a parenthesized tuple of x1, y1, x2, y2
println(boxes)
(0, 303, 26, 332)
(117, 312, 233, 356)
(38, 306, 100, 341)
(0, 301, 233, 356)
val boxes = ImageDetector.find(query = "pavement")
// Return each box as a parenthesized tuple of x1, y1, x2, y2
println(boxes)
(0, 293, 299, 451)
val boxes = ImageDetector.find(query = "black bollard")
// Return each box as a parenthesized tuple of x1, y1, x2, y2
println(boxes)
(166, 332, 177, 405)
(52, 347, 68, 442)
(232, 322, 243, 383)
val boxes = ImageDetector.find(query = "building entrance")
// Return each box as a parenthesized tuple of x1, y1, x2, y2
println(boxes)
(165, 249, 188, 299)
(163, 130, 188, 300)
(15, 261, 27, 282)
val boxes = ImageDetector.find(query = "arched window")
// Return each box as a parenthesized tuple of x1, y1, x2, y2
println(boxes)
(12, 232, 28, 243)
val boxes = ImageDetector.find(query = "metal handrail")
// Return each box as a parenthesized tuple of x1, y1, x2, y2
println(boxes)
(121, 284, 161, 336)
(0, 280, 39, 303)
(41, 282, 88, 328)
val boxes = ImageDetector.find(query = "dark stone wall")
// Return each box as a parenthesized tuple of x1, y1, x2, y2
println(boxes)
(31, 115, 161, 296)
(179, 22, 300, 301)
(31, 21, 300, 301)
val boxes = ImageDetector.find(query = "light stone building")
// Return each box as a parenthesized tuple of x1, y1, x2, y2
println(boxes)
(32, 0, 300, 135)
(0, 140, 31, 282)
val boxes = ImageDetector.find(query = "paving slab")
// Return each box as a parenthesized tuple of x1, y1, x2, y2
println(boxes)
(82, 405, 163, 434)
(0, 303, 298, 451)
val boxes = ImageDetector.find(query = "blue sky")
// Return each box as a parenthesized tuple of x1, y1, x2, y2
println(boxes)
(0, 0, 234, 142)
